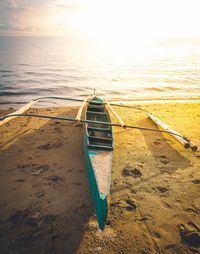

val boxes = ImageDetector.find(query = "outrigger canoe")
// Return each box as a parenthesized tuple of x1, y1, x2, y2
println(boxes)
(0, 94, 198, 230)
(84, 96, 113, 230)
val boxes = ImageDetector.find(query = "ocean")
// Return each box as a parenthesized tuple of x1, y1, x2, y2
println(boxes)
(0, 36, 200, 109)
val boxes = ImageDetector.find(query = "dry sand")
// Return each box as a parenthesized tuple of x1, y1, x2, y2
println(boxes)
(0, 102, 200, 254)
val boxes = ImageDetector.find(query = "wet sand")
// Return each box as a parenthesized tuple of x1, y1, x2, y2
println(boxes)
(0, 102, 200, 254)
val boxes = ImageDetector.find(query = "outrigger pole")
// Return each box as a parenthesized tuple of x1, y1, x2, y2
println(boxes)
(0, 96, 198, 152)
(104, 98, 126, 128)
(0, 112, 197, 152)
(22, 96, 149, 111)
(0, 96, 147, 127)
(75, 95, 94, 122)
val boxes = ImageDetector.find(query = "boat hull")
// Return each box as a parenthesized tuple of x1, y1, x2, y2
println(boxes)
(83, 97, 113, 230)
(83, 136, 111, 230)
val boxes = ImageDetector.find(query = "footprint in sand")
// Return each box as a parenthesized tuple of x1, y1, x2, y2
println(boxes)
(161, 201, 172, 209)
(54, 127, 62, 134)
(156, 186, 169, 193)
(110, 200, 121, 208)
(134, 216, 149, 222)
(36, 192, 45, 198)
(38, 142, 63, 150)
(9, 209, 59, 233)
(17, 163, 49, 175)
(153, 231, 162, 239)
(122, 166, 142, 178)
(71, 182, 82, 186)
(15, 178, 25, 183)
(125, 199, 137, 211)
(184, 207, 200, 215)
(45, 175, 63, 183)
(187, 222, 200, 231)
(159, 155, 170, 164)
(192, 179, 200, 184)
(154, 141, 161, 145)
(177, 223, 200, 248)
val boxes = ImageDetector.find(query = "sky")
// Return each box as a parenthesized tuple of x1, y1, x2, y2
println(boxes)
(0, 0, 200, 40)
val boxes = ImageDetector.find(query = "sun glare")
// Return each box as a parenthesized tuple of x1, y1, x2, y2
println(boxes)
(69, 1, 153, 43)
(65, 0, 200, 44)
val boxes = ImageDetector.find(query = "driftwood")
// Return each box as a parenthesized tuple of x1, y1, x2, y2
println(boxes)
(148, 112, 198, 152)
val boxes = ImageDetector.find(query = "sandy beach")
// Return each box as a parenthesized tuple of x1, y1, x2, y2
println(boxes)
(0, 101, 200, 254)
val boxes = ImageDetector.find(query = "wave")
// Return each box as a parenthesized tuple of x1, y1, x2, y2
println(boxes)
(19, 64, 32, 66)
(1, 37, 200, 109)
(1, 74, 18, 78)
(0, 101, 27, 105)
(144, 86, 185, 92)
(17, 79, 44, 84)
(0, 85, 89, 97)
(23, 72, 37, 75)
(0, 91, 36, 96)
(0, 69, 12, 73)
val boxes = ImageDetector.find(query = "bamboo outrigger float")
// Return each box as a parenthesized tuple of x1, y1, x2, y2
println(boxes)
(0, 94, 198, 229)
(147, 112, 198, 152)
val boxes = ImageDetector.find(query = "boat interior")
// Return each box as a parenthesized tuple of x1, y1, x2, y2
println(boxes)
(85, 100, 113, 150)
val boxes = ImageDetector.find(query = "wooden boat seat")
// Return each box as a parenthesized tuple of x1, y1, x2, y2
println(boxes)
(89, 135, 112, 143)
(87, 111, 107, 115)
(88, 102, 104, 107)
(88, 105, 104, 110)
(87, 126, 112, 132)
(87, 134, 113, 150)
(88, 104, 104, 108)
(86, 98, 113, 151)
(88, 144, 113, 150)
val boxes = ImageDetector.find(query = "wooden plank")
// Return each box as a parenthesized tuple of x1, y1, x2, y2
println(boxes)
(0, 99, 38, 127)
(147, 112, 197, 150)
(104, 98, 126, 128)
(75, 95, 94, 122)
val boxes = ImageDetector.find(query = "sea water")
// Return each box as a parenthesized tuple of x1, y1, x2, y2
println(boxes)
(0, 36, 200, 109)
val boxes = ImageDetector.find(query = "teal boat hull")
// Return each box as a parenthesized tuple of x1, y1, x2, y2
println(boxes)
(83, 96, 113, 230)
(83, 135, 108, 230)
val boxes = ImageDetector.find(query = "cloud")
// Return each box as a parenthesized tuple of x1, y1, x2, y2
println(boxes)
(0, 0, 87, 35)
(56, 0, 85, 10)
(0, 0, 18, 9)
(57, 4, 76, 9)
(56, 3, 84, 10)
(9, 0, 18, 8)
(0, 0, 32, 35)
(0, 22, 31, 31)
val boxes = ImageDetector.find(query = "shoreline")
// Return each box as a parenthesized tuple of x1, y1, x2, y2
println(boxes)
(0, 96, 200, 111)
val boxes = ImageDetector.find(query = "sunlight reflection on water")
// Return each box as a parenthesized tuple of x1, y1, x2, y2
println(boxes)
(0, 36, 200, 108)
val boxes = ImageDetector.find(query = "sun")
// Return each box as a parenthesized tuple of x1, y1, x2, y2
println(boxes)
(54, 0, 200, 62)
(64, 0, 200, 42)
(67, 1, 158, 45)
